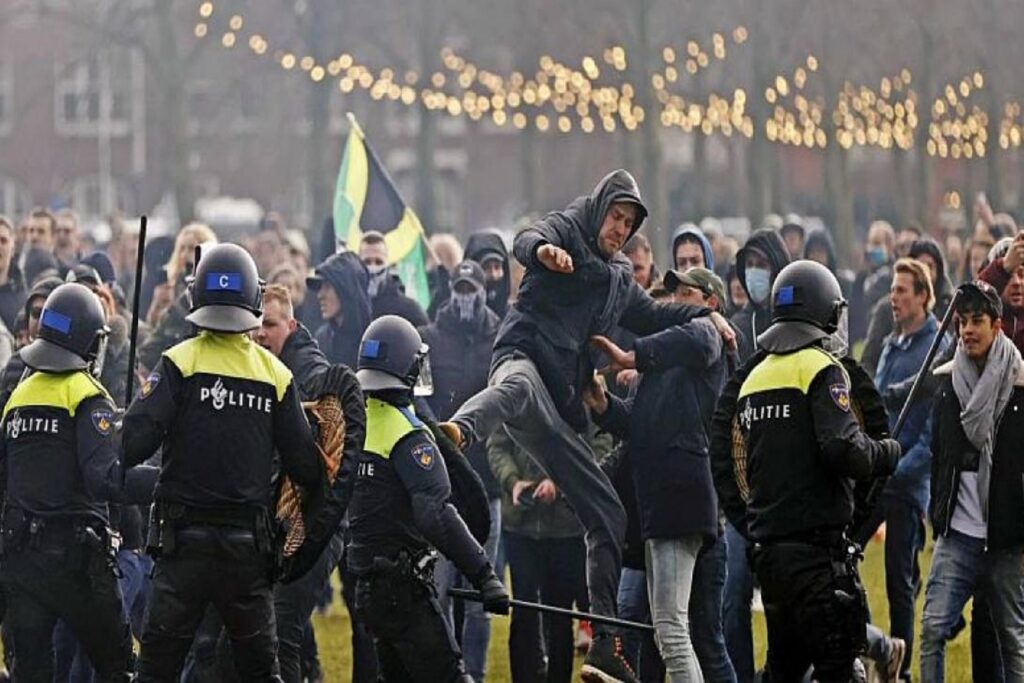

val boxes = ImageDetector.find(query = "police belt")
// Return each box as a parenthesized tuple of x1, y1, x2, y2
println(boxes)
(1, 507, 108, 553)
(369, 548, 439, 583)
(161, 502, 265, 530)
(754, 527, 849, 549)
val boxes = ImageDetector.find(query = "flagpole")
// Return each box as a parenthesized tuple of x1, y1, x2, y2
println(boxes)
(346, 112, 366, 140)
(347, 112, 440, 266)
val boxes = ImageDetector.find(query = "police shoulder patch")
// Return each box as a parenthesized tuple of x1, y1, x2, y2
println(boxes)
(829, 383, 851, 412)
(411, 442, 436, 470)
(91, 407, 114, 436)
(139, 372, 160, 399)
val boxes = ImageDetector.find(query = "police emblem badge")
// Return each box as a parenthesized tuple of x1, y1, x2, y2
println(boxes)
(91, 408, 114, 436)
(829, 384, 851, 412)
(411, 443, 436, 470)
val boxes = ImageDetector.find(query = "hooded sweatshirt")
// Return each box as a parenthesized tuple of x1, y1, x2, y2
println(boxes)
(420, 300, 502, 498)
(497, 169, 708, 431)
(804, 228, 854, 300)
(370, 271, 429, 327)
(730, 228, 790, 361)
(670, 225, 715, 272)
(312, 251, 372, 368)
(465, 229, 511, 319)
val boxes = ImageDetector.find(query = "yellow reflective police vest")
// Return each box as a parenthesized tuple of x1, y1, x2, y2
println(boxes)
(3, 370, 110, 418)
(364, 398, 431, 459)
(164, 331, 293, 401)
(738, 346, 848, 400)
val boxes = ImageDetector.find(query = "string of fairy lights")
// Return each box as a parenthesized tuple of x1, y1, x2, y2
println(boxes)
(194, 0, 1024, 158)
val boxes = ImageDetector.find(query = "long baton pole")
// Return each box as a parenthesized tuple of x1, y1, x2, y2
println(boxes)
(449, 587, 655, 633)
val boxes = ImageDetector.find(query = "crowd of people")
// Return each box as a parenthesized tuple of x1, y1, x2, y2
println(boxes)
(0, 172, 1019, 682)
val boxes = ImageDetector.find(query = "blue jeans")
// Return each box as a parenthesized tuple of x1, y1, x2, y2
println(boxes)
(723, 522, 754, 683)
(646, 537, 704, 681)
(691, 534, 737, 683)
(920, 531, 1024, 683)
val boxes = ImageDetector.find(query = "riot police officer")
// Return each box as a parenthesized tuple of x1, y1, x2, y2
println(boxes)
(123, 243, 324, 681)
(0, 283, 158, 682)
(347, 315, 509, 681)
(735, 261, 901, 682)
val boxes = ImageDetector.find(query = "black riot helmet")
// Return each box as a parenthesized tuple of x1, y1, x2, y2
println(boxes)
(21, 283, 109, 372)
(757, 259, 846, 354)
(356, 315, 433, 395)
(185, 243, 263, 333)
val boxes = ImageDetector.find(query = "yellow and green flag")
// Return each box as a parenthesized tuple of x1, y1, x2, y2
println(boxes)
(333, 113, 430, 308)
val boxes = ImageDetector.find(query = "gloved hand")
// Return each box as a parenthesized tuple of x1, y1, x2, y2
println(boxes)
(878, 438, 902, 473)
(474, 567, 510, 615)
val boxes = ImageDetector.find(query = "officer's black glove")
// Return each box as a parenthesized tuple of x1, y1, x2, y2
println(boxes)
(473, 567, 510, 615)
(878, 438, 902, 474)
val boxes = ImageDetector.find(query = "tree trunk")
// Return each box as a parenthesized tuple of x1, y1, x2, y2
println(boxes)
(414, 0, 438, 232)
(915, 27, 934, 225)
(305, 0, 332, 234)
(155, 1, 193, 224)
(633, 0, 664, 255)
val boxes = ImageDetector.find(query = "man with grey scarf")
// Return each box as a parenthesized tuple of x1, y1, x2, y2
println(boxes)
(921, 280, 1024, 682)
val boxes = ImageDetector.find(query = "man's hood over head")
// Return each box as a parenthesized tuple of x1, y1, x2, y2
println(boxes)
(803, 228, 838, 273)
(465, 229, 509, 265)
(574, 169, 648, 258)
(465, 229, 511, 316)
(311, 250, 372, 333)
(735, 228, 790, 302)
(908, 237, 953, 302)
(671, 224, 715, 271)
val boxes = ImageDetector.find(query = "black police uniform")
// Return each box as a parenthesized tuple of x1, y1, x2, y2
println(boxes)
(124, 330, 322, 680)
(0, 285, 158, 683)
(123, 243, 324, 682)
(738, 344, 897, 681)
(348, 395, 489, 682)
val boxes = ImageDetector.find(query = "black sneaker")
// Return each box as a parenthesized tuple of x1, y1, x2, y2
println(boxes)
(580, 634, 639, 683)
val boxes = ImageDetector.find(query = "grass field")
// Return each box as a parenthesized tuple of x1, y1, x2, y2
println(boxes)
(312, 535, 972, 681)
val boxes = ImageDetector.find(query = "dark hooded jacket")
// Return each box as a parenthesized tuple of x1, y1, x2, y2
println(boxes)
(465, 230, 511, 319)
(277, 322, 365, 581)
(804, 228, 854, 301)
(908, 238, 954, 320)
(671, 225, 715, 272)
(419, 300, 502, 499)
(312, 252, 372, 368)
(729, 229, 790, 361)
(370, 271, 429, 327)
(496, 170, 709, 431)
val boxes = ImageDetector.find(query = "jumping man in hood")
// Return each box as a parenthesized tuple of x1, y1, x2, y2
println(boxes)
(440, 169, 735, 683)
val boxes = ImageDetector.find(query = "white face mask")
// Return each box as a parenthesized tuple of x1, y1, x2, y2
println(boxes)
(451, 290, 484, 322)
(745, 267, 771, 305)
